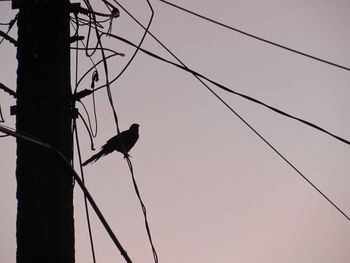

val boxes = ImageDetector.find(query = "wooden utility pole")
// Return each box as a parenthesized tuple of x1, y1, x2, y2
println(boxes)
(16, 0, 74, 262)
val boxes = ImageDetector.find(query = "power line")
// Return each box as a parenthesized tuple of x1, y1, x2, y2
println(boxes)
(73, 120, 97, 263)
(0, 104, 4, 122)
(99, 1, 159, 261)
(0, 82, 16, 98)
(0, 14, 17, 46)
(99, 34, 350, 147)
(126, 157, 159, 263)
(0, 123, 134, 263)
(0, 28, 17, 46)
(159, 0, 350, 72)
(86, 6, 350, 221)
(72, 2, 159, 262)
(72, 22, 97, 263)
(110, 36, 350, 222)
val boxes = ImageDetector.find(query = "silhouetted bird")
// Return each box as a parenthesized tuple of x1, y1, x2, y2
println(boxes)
(83, 123, 139, 166)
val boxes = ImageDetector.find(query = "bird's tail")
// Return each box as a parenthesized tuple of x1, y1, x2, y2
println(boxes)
(82, 149, 105, 166)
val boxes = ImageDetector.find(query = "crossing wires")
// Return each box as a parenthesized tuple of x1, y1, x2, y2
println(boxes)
(86, 1, 350, 223)
(159, 0, 350, 72)
(71, 1, 159, 263)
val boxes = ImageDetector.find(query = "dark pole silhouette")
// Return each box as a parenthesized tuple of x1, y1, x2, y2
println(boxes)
(83, 123, 139, 166)
(16, 1, 74, 262)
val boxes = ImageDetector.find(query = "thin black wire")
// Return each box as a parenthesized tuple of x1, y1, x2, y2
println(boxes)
(0, 104, 4, 122)
(0, 28, 17, 46)
(70, 17, 125, 140)
(72, 20, 97, 263)
(91, 9, 350, 222)
(0, 14, 17, 46)
(70, 30, 100, 140)
(81, 0, 101, 58)
(86, 0, 154, 134)
(73, 13, 81, 93)
(77, 110, 96, 150)
(73, 0, 154, 133)
(71, 15, 112, 140)
(90, 70, 99, 137)
(72, 16, 104, 28)
(106, 1, 159, 261)
(86, 0, 121, 133)
(0, 83, 16, 98)
(78, 97, 97, 139)
(126, 157, 158, 263)
(73, 49, 124, 89)
(0, 123, 133, 263)
(204, 84, 350, 223)
(73, 2, 159, 262)
(74, 120, 97, 263)
(96, 34, 350, 147)
(101, 0, 154, 92)
(70, 25, 100, 141)
(159, 0, 350, 72)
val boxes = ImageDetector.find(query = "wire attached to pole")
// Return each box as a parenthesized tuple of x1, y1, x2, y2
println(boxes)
(0, 123, 134, 263)
(74, 120, 97, 263)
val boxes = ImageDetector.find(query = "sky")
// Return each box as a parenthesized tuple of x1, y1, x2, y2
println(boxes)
(1, 0, 350, 262)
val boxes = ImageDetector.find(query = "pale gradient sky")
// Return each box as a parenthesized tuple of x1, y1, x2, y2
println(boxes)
(1, 1, 350, 262)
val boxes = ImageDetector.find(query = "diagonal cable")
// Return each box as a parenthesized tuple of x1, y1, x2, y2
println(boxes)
(159, 0, 350, 72)
(0, 124, 134, 263)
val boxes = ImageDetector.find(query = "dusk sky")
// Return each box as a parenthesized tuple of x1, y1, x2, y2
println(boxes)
(1, 1, 350, 262)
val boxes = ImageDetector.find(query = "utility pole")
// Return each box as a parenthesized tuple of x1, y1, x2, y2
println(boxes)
(16, 0, 74, 262)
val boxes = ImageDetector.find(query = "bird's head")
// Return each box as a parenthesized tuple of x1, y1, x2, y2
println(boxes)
(130, 123, 140, 133)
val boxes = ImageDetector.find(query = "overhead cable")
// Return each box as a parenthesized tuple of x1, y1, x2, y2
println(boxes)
(0, 82, 16, 98)
(159, 0, 350, 72)
(0, 124, 134, 263)
(73, 120, 97, 263)
(96, 34, 350, 147)
(88, 8, 350, 221)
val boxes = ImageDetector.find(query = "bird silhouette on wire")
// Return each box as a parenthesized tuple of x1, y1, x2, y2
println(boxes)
(82, 123, 139, 166)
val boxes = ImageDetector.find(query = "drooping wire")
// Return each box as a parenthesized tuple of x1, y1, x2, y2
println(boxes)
(73, 48, 124, 89)
(70, 16, 112, 140)
(0, 21, 11, 26)
(89, 9, 350, 222)
(0, 104, 5, 122)
(70, 6, 125, 149)
(79, 2, 159, 261)
(100, 0, 154, 92)
(71, 2, 159, 262)
(77, 110, 96, 150)
(76, 0, 154, 134)
(78, 99, 98, 139)
(86, 0, 121, 133)
(73, 119, 97, 263)
(94, 33, 350, 147)
(70, 17, 120, 139)
(159, 0, 350, 72)
(81, 0, 97, 58)
(108, 1, 159, 262)
(126, 157, 158, 263)
(0, 123, 134, 263)
(72, 17, 97, 263)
